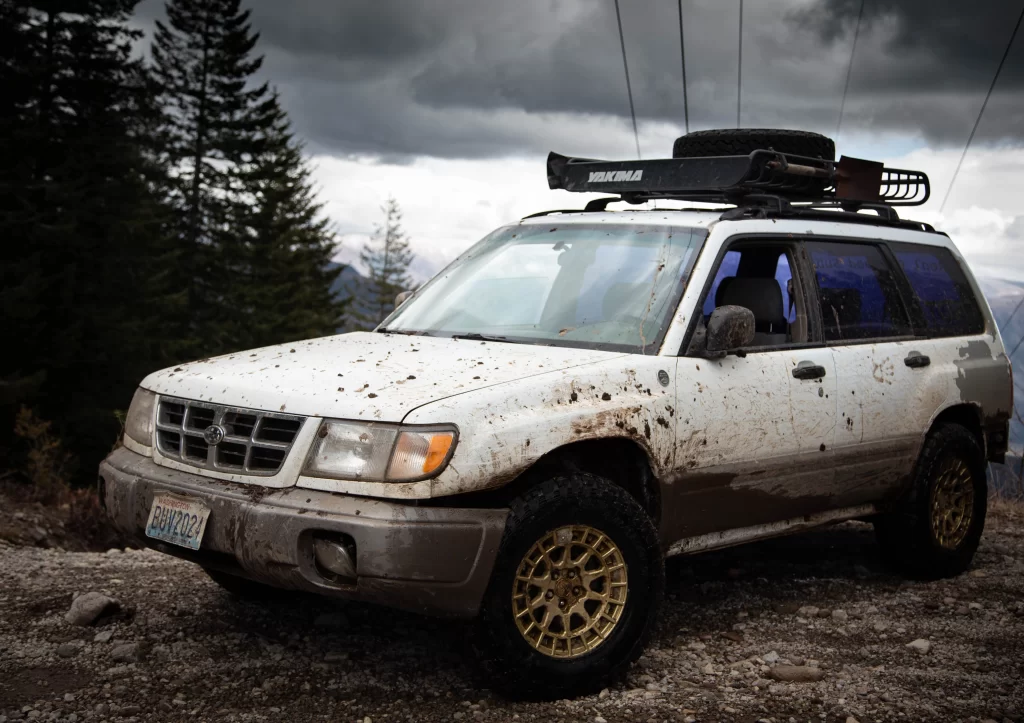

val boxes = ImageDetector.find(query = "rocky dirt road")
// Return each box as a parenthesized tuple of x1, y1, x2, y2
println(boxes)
(2, 504, 1023, 723)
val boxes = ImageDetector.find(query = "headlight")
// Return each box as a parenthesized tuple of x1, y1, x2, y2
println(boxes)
(124, 388, 156, 446)
(303, 420, 457, 482)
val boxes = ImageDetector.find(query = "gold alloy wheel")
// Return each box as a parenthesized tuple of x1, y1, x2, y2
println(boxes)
(511, 525, 628, 659)
(930, 458, 975, 550)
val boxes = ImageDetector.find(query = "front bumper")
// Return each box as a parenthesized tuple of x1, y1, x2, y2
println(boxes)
(99, 447, 508, 617)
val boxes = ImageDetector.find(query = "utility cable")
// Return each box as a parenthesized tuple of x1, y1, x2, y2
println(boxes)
(835, 0, 865, 143)
(940, 3, 1024, 213)
(737, 0, 743, 127)
(678, 0, 689, 134)
(614, 0, 642, 158)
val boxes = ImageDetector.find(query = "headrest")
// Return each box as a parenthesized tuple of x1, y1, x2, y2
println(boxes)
(715, 277, 786, 329)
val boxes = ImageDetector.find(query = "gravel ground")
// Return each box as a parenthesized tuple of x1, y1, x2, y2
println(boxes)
(2, 503, 1023, 723)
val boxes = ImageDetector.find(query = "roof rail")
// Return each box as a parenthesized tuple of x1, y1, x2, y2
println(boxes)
(720, 195, 936, 232)
(546, 149, 930, 207)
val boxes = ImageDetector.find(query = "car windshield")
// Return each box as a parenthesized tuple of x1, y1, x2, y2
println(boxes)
(383, 222, 706, 352)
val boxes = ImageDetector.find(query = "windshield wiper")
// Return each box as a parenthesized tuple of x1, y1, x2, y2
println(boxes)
(376, 327, 425, 336)
(449, 332, 525, 344)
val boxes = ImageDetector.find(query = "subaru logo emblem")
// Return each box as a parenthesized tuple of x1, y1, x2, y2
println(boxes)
(203, 424, 226, 446)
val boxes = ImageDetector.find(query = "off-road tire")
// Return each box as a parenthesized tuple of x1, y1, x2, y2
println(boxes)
(203, 568, 280, 600)
(874, 423, 987, 580)
(472, 474, 664, 700)
(672, 128, 835, 161)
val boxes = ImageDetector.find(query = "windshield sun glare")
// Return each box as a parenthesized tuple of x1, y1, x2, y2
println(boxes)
(384, 223, 706, 353)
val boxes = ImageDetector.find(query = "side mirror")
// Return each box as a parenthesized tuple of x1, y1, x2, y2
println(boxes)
(705, 305, 755, 357)
(394, 290, 414, 308)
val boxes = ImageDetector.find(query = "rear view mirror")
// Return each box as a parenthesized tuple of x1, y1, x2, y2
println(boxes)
(705, 305, 755, 357)
(394, 290, 413, 308)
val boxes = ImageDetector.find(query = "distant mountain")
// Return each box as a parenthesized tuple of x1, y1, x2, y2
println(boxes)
(976, 273, 1024, 489)
(328, 262, 373, 332)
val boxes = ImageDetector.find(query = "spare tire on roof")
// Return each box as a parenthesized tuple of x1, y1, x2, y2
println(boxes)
(672, 128, 835, 161)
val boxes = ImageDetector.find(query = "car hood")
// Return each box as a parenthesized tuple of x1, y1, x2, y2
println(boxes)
(140, 332, 629, 422)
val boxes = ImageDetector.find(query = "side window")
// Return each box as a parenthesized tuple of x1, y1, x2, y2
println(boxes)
(890, 243, 985, 336)
(699, 244, 807, 348)
(807, 241, 911, 342)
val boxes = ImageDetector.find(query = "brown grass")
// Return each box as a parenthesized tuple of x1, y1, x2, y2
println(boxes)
(3, 406, 125, 551)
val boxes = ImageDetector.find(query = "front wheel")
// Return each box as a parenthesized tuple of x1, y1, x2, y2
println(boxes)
(472, 474, 663, 700)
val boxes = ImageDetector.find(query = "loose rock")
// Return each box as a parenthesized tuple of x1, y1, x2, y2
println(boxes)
(906, 639, 932, 655)
(110, 642, 146, 662)
(65, 591, 119, 626)
(767, 665, 826, 683)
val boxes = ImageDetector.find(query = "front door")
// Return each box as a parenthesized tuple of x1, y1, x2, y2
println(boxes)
(662, 241, 838, 545)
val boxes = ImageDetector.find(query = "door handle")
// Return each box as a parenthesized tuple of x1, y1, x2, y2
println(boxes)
(792, 360, 826, 380)
(904, 351, 931, 368)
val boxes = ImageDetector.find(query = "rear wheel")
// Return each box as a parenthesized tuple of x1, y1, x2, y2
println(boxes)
(874, 423, 987, 579)
(472, 474, 663, 700)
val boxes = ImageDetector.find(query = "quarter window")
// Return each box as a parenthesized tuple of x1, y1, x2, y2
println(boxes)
(807, 241, 911, 342)
(890, 243, 984, 336)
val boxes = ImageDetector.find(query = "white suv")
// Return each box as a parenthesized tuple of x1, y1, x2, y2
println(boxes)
(101, 129, 1013, 699)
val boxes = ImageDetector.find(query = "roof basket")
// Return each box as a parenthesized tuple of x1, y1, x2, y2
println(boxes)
(546, 149, 930, 207)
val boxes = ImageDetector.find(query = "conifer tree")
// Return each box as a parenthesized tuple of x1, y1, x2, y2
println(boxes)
(227, 97, 346, 349)
(152, 0, 343, 353)
(355, 197, 414, 329)
(151, 0, 277, 354)
(0, 0, 175, 480)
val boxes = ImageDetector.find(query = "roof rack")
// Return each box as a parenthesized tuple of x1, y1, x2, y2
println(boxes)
(720, 196, 936, 232)
(546, 149, 930, 207)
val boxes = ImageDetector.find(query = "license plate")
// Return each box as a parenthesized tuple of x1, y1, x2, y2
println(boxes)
(145, 493, 209, 550)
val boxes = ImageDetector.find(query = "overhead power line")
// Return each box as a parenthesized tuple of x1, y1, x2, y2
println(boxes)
(614, 0, 642, 158)
(737, 0, 743, 127)
(940, 3, 1024, 213)
(678, 0, 689, 134)
(835, 0, 865, 143)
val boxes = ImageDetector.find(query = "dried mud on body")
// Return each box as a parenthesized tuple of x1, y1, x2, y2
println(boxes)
(2, 506, 1023, 723)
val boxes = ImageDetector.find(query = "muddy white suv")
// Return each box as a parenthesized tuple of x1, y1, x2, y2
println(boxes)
(101, 129, 1012, 699)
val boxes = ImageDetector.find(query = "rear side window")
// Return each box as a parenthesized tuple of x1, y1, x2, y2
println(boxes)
(807, 241, 912, 342)
(890, 243, 985, 336)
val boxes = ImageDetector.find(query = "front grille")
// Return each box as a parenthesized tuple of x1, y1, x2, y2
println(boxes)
(155, 396, 305, 476)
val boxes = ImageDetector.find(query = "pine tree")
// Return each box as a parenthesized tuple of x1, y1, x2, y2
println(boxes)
(227, 96, 346, 349)
(151, 0, 278, 354)
(0, 0, 176, 482)
(355, 197, 414, 329)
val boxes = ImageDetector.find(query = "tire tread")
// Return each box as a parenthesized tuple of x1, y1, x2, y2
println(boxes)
(672, 128, 835, 161)
(874, 423, 987, 580)
(472, 474, 663, 700)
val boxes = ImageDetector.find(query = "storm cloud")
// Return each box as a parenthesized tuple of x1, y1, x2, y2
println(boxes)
(135, 0, 1024, 160)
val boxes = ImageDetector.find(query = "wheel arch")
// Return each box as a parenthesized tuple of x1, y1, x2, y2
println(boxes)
(430, 437, 661, 524)
(926, 402, 985, 460)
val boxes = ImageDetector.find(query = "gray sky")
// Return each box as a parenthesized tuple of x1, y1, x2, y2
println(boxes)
(134, 0, 1024, 280)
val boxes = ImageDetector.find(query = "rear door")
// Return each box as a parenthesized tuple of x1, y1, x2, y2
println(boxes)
(888, 242, 1009, 461)
(666, 239, 837, 544)
(806, 239, 936, 506)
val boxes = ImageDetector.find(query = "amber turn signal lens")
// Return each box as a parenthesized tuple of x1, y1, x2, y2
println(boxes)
(423, 433, 454, 474)
(385, 429, 456, 480)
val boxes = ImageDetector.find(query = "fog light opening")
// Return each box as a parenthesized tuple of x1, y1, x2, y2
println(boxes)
(313, 534, 357, 585)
